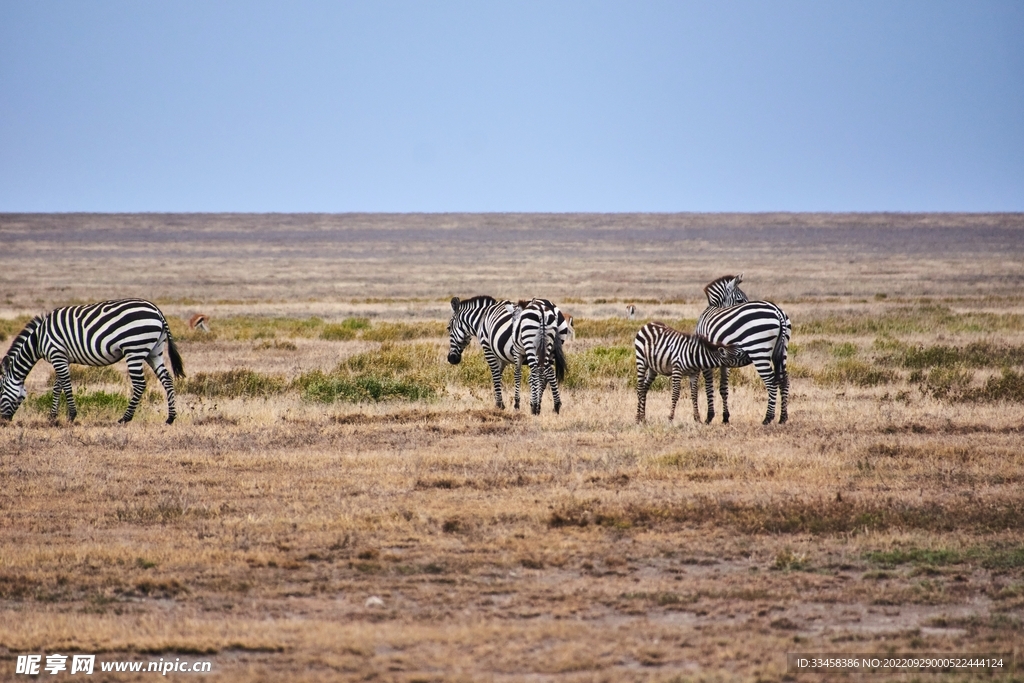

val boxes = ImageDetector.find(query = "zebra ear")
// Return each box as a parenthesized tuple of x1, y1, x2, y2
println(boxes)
(450, 297, 460, 311)
(736, 273, 744, 284)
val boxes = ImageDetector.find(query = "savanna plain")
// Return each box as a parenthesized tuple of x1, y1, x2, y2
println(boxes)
(0, 213, 1022, 682)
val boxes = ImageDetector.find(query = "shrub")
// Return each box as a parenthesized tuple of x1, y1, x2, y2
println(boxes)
(294, 343, 445, 403)
(362, 321, 445, 342)
(815, 359, 897, 387)
(178, 369, 287, 398)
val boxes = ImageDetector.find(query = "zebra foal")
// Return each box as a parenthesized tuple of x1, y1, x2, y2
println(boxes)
(695, 274, 791, 425)
(634, 322, 746, 423)
(1, 299, 185, 424)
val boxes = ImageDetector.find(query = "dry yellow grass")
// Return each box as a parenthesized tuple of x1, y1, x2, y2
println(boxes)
(1, 213, 1022, 682)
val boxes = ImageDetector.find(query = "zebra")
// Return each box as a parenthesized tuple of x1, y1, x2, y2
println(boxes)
(513, 298, 568, 415)
(634, 321, 747, 423)
(694, 274, 791, 425)
(447, 296, 525, 410)
(0, 299, 185, 424)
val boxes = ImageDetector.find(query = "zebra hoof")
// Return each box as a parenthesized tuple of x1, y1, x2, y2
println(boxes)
(762, 416, 774, 425)
(117, 416, 133, 425)
(779, 415, 788, 425)
(722, 414, 730, 424)
(554, 403, 561, 414)
(166, 415, 176, 425)
(531, 405, 540, 416)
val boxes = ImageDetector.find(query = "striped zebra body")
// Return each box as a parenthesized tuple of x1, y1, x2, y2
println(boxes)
(513, 299, 568, 415)
(447, 296, 524, 410)
(695, 275, 791, 425)
(0, 299, 185, 424)
(634, 321, 746, 423)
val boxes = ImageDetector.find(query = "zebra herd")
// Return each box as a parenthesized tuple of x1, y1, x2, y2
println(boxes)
(0, 275, 790, 427)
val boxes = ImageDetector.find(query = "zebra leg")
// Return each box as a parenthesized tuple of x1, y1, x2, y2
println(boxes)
(703, 369, 716, 424)
(547, 364, 562, 414)
(719, 368, 730, 424)
(119, 356, 148, 424)
(513, 357, 522, 411)
(689, 375, 701, 422)
(668, 368, 683, 422)
(483, 349, 506, 410)
(147, 349, 177, 425)
(751, 358, 778, 425)
(636, 370, 655, 423)
(50, 355, 76, 422)
(779, 369, 790, 424)
(530, 363, 543, 415)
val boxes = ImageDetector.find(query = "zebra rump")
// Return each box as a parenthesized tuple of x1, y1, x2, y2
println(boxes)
(515, 298, 568, 414)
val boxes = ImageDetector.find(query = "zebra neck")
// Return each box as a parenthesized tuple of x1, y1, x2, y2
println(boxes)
(6, 340, 42, 382)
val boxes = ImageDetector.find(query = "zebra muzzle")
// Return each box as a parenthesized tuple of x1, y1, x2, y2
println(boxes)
(447, 352, 462, 365)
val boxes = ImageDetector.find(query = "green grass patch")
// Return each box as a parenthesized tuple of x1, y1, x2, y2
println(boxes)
(30, 390, 129, 417)
(294, 343, 445, 403)
(877, 340, 1024, 369)
(798, 305, 1024, 337)
(178, 369, 287, 398)
(563, 345, 633, 389)
(320, 318, 370, 341)
(865, 546, 1024, 569)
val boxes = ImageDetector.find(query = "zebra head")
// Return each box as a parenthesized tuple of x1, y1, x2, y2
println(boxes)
(719, 342, 750, 368)
(446, 296, 480, 364)
(0, 359, 27, 421)
(704, 274, 749, 307)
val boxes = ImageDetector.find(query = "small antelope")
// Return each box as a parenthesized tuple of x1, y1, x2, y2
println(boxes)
(188, 314, 210, 333)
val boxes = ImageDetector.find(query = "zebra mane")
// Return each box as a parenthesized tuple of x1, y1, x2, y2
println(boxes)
(703, 274, 739, 296)
(1, 316, 43, 372)
(457, 295, 497, 308)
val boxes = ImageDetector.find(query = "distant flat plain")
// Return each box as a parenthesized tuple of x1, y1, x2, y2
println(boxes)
(1, 213, 1022, 682)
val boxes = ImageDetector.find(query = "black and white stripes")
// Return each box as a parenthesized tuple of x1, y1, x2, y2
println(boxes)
(634, 321, 747, 423)
(447, 295, 570, 414)
(695, 275, 791, 425)
(447, 296, 525, 410)
(0, 299, 185, 424)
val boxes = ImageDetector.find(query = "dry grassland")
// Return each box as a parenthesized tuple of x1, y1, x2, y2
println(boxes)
(1, 213, 1023, 682)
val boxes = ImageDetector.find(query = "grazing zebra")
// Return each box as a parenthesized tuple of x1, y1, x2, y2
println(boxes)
(694, 274, 791, 425)
(188, 313, 210, 332)
(626, 304, 637, 319)
(634, 322, 747, 423)
(0, 299, 185, 424)
(514, 298, 568, 415)
(447, 296, 525, 410)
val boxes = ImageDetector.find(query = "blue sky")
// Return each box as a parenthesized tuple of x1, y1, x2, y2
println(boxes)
(1, 1, 1021, 212)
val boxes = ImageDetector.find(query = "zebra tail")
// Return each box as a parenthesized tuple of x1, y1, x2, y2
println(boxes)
(553, 334, 567, 383)
(771, 313, 790, 384)
(534, 315, 548, 372)
(165, 320, 186, 379)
